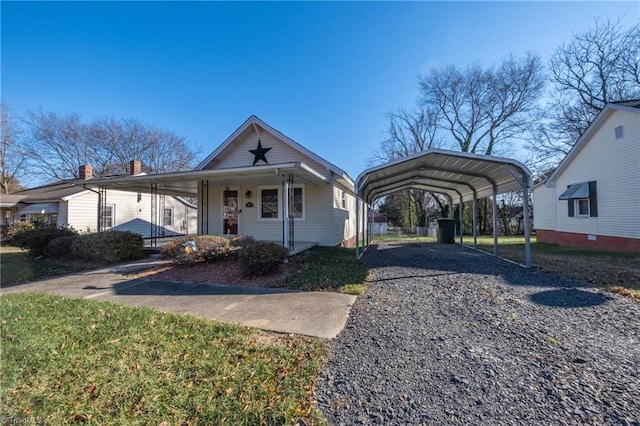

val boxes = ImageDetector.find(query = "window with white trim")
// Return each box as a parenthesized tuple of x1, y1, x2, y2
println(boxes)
(164, 207, 174, 226)
(260, 188, 279, 219)
(575, 199, 590, 217)
(291, 186, 304, 219)
(341, 190, 347, 209)
(101, 204, 115, 228)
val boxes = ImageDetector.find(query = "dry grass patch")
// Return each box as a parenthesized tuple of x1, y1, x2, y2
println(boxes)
(471, 236, 640, 300)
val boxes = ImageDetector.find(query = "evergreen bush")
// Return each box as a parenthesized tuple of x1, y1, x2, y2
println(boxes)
(71, 231, 143, 263)
(44, 236, 78, 259)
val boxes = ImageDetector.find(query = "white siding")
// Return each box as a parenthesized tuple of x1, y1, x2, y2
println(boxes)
(199, 182, 344, 246)
(333, 183, 357, 245)
(56, 201, 69, 228)
(67, 190, 196, 237)
(202, 130, 331, 180)
(553, 109, 640, 239)
(67, 191, 99, 232)
(532, 184, 557, 231)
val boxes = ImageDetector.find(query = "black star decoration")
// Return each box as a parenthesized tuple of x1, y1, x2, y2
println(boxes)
(249, 139, 272, 166)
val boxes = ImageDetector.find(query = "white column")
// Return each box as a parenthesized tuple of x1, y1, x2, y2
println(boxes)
(283, 179, 290, 249)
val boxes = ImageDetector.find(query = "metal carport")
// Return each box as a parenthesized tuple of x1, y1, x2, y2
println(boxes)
(355, 148, 533, 267)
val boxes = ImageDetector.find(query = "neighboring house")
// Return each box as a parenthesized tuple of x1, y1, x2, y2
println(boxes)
(371, 212, 388, 235)
(2, 161, 197, 239)
(86, 115, 360, 251)
(533, 100, 640, 253)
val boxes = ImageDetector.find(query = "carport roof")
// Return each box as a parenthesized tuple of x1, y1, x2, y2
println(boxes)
(356, 148, 532, 203)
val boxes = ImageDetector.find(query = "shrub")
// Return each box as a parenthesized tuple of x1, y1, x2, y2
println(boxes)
(161, 235, 236, 265)
(238, 242, 288, 277)
(71, 231, 143, 263)
(161, 237, 199, 265)
(44, 236, 78, 259)
(7, 222, 35, 240)
(229, 235, 256, 250)
(9, 223, 78, 257)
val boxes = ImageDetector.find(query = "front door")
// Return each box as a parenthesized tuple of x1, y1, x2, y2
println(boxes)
(223, 189, 239, 235)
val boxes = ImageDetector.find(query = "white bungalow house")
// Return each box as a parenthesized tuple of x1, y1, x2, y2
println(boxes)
(533, 100, 640, 253)
(2, 161, 197, 239)
(84, 116, 361, 252)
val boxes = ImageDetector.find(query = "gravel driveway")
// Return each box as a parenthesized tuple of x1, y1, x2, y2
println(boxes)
(316, 242, 639, 425)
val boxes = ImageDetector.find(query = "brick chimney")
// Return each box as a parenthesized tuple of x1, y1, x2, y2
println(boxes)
(130, 160, 142, 175)
(79, 165, 93, 180)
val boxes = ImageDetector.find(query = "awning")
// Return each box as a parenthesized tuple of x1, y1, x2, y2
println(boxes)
(19, 203, 59, 214)
(558, 182, 589, 200)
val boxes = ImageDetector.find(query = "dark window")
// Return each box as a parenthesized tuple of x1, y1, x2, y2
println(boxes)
(261, 188, 279, 219)
(291, 187, 303, 218)
(164, 208, 173, 226)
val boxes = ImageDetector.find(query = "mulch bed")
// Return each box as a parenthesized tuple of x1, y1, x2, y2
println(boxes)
(128, 261, 292, 288)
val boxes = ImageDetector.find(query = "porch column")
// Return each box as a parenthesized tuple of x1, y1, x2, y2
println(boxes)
(283, 177, 290, 250)
(355, 195, 360, 257)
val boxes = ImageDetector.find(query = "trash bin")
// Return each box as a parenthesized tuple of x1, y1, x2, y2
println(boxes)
(436, 218, 456, 243)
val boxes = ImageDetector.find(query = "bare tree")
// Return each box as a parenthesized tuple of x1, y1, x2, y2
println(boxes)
(417, 54, 544, 232)
(544, 18, 640, 154)
(22, 110, 100, 181)
(22, 111, 200, 183)
(372, 108, 439, 163)
(372, 108, 444, 227)
(0, 104, 26, 193)
(420, 53, 545, 155)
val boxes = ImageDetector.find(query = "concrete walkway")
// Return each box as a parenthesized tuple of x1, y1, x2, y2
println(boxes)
(1, 257, 356, 339)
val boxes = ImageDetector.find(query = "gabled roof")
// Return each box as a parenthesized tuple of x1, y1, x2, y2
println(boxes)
(196, 115, 353, 186)
(544, 100, 640, 187)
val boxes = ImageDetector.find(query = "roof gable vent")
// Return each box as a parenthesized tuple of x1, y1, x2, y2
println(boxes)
(615, 125, 624, 139)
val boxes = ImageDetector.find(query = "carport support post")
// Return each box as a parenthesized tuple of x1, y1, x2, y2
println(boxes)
(472, 192, 478, 249)
(355, 196, 360, 257)
(493, 185, 499, 257)
(361, 199, 367, 251)
(523, 185, 532, 268)
(458, 197, 463, 244)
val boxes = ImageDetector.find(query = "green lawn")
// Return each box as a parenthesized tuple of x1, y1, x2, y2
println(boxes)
(372, 234, 436, 243)
(279, 246, 370, 295)
(1, 292, 328, 425)
(1, 245, 90, 286)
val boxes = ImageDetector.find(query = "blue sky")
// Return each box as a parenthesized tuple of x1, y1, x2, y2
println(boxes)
(2, 1, 639, 184)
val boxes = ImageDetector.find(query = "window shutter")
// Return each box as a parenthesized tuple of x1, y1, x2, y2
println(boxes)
(567, 186, 574, 217)
(589, 181, 598, 217)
